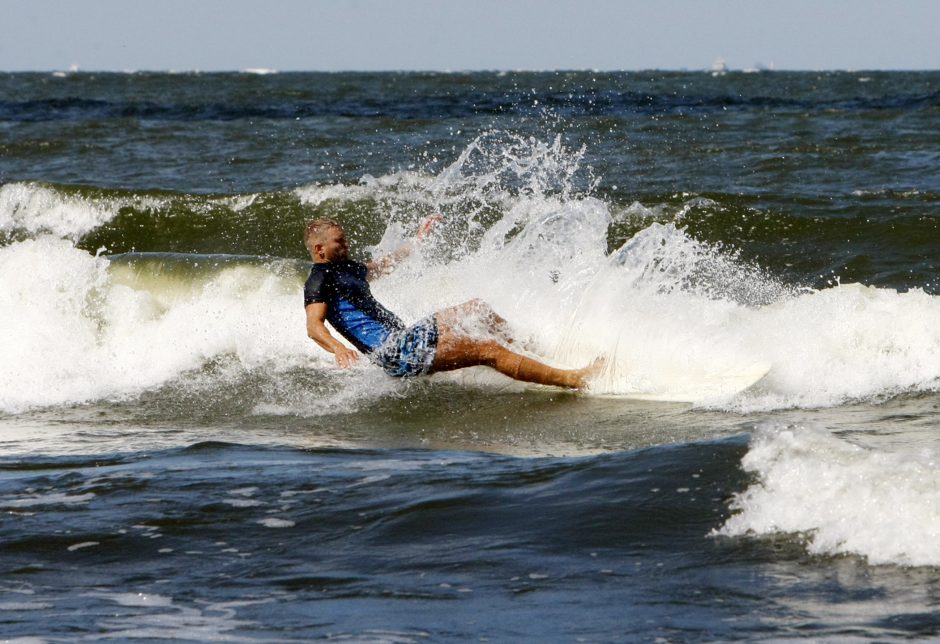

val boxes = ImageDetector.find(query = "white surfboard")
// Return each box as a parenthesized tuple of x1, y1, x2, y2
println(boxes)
(590, 361, 771, 403)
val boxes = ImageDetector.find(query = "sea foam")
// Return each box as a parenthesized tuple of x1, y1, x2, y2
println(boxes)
(0, 182, 119, 240)
(0, 237, 319, 413)
(2, 133, 938, 413)
(718, 426, 940, 567)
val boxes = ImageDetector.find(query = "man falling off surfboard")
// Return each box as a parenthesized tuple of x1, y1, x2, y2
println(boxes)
(303, 217, 602, 389)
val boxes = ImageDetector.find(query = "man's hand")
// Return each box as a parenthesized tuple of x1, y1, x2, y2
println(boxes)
(417, 213, 443, 240)
(333, 344, 360, 369)
(366, 214, 443, 280)
(307, 302, 362, 369)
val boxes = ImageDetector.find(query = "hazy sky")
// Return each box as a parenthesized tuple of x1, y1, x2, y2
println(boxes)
(2, 0, 938, 72)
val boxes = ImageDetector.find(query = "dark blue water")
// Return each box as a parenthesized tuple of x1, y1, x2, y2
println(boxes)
(5, 438, 935, 641)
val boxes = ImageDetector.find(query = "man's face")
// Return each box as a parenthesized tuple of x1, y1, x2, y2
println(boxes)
(315, 226, 349, 262)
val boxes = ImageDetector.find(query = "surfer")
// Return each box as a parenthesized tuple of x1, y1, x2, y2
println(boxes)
(303, 218, 601, 389)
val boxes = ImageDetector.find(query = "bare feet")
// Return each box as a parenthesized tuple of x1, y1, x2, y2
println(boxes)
(571, 356, 608, 389)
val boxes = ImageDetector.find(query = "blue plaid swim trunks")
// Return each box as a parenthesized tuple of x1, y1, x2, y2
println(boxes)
(373, 316, 439, 378)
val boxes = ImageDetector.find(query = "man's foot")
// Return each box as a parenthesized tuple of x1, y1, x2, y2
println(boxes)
(572, 356, 608, 389)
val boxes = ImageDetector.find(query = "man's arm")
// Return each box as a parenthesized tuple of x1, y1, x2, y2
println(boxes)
(305, 302, 360, 368)
(365, 214, 441, 281)
(364, 244, 414, 281)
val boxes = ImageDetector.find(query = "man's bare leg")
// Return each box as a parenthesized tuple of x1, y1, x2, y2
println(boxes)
(430, 314, 601, 389)
(434, 299, 522, 346)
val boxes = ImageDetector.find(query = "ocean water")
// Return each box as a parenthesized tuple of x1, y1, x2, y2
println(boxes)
(1, 70, 939, 641)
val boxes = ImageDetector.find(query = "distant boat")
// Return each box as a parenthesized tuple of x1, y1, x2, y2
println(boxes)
(744, 62, 776, 73)
(710, 58, 728, 76)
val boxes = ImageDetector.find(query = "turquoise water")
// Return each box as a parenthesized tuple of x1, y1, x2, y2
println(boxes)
(1, 71, 939, 641)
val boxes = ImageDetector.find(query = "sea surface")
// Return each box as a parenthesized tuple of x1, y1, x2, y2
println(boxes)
(1, 70, 939, 641)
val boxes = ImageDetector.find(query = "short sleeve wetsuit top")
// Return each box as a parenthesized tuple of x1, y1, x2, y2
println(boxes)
(303, 260, 405, 354)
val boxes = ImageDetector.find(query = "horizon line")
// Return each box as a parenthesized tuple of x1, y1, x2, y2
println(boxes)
(4, 66, 938, 75)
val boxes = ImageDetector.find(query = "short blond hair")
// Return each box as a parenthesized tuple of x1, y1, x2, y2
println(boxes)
(304, 218, 342, 252)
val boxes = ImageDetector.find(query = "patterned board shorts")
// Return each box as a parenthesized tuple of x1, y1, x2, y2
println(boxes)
(373, 316, 439, 378)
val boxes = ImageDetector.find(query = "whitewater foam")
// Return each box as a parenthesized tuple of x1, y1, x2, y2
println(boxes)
(2, 133, 938, 413)
(0, 182, 120, 241)
(718, 426, 940, 566)
(0, 237, 320, 413)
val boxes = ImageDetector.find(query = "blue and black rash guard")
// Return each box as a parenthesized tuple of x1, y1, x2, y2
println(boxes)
(303, 260, 405, 354)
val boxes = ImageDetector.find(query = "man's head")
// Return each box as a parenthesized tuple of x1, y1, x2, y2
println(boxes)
(304, 219, 349, 263)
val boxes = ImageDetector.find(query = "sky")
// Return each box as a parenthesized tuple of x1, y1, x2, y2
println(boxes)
(1, 0, 938, 72)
